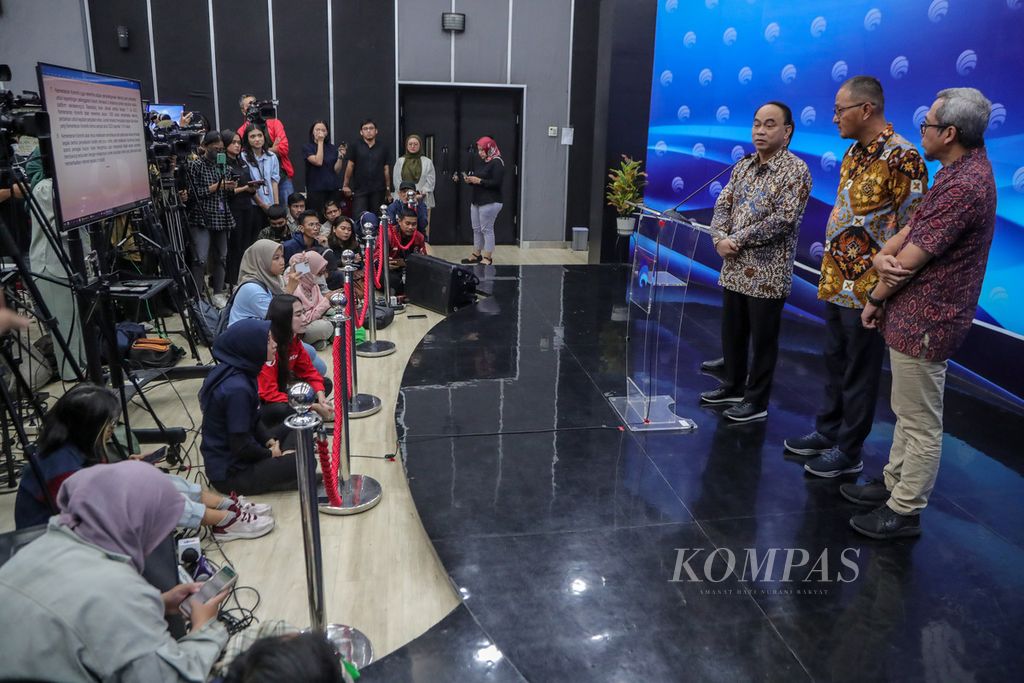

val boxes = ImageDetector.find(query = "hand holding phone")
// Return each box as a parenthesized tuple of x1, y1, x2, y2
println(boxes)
(142, 446, 168, 464)
(180, 564, 237, 619)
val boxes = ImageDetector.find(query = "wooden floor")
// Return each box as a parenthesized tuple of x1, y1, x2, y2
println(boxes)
(0, 244, 587, 659)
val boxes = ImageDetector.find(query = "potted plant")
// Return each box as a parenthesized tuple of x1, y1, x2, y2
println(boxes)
(606, 155, 647, 236)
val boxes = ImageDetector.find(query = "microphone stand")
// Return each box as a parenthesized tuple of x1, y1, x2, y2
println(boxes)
(660, 153, 753, 222)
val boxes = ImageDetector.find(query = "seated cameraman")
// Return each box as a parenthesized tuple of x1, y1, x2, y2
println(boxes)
(385, 181, 429, 235)
(388, 208, 431, 297)
(256, 204, 291, 242)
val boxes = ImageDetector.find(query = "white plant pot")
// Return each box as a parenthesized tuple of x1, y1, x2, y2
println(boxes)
(616, 216, 636, 236)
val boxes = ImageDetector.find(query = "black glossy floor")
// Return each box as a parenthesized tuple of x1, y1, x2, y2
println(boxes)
(363, 265, 1024, 682)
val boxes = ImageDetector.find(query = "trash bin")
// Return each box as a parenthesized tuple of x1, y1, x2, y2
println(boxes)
(571, 227, 588, 251)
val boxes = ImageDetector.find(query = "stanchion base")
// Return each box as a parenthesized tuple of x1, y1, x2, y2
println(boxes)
(355, 339, 396, 357)
(319, 474, 383, 515)
(324, 623, 374, 669)
(348, 392, 382, 419)
(391, 303, 406, 315)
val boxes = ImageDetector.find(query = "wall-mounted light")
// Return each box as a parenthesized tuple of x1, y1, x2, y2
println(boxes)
(117, 25, 130, 49)
(441, 12, 466, 33)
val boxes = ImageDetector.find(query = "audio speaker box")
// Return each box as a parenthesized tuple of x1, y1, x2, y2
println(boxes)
(405, 254, 478, 315)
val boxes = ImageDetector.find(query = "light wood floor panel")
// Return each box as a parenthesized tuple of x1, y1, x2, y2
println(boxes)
(0, 246, 575, 659)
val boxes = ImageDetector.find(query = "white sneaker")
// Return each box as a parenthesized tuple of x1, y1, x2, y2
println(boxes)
(212, 511, 274, 541)
(210, 293, 229, 309)
(232, 494, 273, 517)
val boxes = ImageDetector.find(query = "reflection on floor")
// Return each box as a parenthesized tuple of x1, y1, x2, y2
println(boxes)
(366, 264, 1024, 682)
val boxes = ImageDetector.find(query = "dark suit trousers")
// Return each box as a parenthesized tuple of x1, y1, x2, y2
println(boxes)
(814, 302, 886, 458)
(720, 288, 786, 409)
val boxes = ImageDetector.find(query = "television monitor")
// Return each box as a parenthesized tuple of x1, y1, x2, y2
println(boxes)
(146, 102, 184, 123)
(36, 63, 152, 230)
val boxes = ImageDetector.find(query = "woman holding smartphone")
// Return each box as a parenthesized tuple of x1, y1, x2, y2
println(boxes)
(0, 462, 231, 681)
(303, 119, 345, 215)
(222, 129, 260, 290)
(454, 136, 504, 266)
(241, 123, 280, 214)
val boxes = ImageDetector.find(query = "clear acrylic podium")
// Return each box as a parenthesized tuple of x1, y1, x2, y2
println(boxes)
(608, 207, 714, 432)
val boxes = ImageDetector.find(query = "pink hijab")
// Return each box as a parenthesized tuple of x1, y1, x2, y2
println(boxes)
(57, 461, 184, 572)
(289, 251, 331, 324)
(476, 136, 502, 162)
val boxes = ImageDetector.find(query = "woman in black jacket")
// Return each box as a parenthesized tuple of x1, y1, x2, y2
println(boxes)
(455, 136, 504, 265)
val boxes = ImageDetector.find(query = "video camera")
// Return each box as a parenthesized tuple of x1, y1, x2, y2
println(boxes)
(0, 65, 48, 176)
(245, 98, 278, 125)
(144, 116, 206, 178)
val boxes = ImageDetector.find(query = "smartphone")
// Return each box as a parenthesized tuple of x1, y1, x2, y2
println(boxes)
(180, 564, 238, 618)
(295, 262, 311, 275)
(247, 179, 263, 187)
(142, 446, 168, 464)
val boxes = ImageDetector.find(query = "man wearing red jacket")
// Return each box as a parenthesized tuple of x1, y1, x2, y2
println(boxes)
(238, 94, 295, 208)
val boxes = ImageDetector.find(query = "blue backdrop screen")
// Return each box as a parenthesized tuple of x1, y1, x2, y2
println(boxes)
(644, 0, 1024, 398)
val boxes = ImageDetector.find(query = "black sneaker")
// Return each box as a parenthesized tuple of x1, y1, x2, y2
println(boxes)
(699, 387, 744, 404)
(850, 505, 921, 540)
(804, 447, 863, 478)
(723, 401, 768, 422)
(784, 430, 835, 456)
(839, 478, 890, 507)
(700, 357, 725, 374)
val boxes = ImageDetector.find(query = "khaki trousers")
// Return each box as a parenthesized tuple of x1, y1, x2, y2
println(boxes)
(883, 348, 948, 515)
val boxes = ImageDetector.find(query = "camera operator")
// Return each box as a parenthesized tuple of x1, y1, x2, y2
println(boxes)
(237, 94, 294, 205)
(385, 181, 428, 234)
(186, 131, 236, 308)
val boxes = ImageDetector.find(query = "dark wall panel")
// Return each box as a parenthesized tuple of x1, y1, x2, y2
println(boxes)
(150, 0, 214, 123)
(565, 0, 600, 241)
(332, 0, 396, 162)
(212, 0, 273, 134)
(272, 0, 331, 192)
(88, 0, 154, 99)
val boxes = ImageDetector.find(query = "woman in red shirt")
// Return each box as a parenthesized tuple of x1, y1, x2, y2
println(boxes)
(258, 294, 335, 427)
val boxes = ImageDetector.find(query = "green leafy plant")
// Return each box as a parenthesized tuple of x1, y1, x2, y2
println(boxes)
(606, 155, 647, 217)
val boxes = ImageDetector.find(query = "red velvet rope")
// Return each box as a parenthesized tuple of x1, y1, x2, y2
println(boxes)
(342, 282, 355, 397)
(374, 224, 385, 289)
(318, 429, 341, 507)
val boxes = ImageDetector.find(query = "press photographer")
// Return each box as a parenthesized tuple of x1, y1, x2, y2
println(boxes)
(185, 131, 238, 309)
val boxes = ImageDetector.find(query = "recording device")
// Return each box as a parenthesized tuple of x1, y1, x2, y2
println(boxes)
(0, 64, 47, 143)
(294, 261, 310, 275)
(178, 539, 216, 581)
(179, 564, 238, 618)
(141, 445, 167, 464)
(245, 99, 278, 124)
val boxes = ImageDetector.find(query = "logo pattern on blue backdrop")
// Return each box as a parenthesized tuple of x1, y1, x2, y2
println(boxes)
(645, 0, 1024, 352)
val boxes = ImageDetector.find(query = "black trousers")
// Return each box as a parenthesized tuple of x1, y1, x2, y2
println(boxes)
(352, 191, 388, 219)
(814, 302, 886, 458)
(306, 190, 337, 218)
(211, 454, 298, 495)
(226, 204, 259, 287)
(720, 288, 786, 408)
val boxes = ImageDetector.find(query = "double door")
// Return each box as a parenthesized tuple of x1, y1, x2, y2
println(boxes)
(399, 86, 521, 246)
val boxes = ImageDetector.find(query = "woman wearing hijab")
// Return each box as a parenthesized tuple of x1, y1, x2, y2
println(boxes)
(0, 461, 231, 682)
(454, 136, 504, 266)
(200, 319, 298, 495)
(229, 239, 326, 376)
(392, 134, 436, 238)
(287, 251, 334, 348)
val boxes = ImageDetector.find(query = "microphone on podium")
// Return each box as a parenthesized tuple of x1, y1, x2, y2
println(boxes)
(661, 152, 755, 222)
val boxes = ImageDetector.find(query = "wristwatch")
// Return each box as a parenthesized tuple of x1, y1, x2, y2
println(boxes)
(866, 293, 884, 307)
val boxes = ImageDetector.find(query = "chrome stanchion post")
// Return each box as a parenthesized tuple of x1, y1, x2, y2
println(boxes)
(319, 301, 383, 516)
(338, 258, 382, 418)
(355, 213, 396, 357)
(285, 384, 374, 668)
(378, 205, 405, 314)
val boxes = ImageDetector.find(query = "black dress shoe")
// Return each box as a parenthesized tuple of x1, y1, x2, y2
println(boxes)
(699, 387, 744, 404)
(723, 401, 768, 422)
(839, 478, 890, 507)
(850, 505, 921, 540)
(700, 357, 725, 373)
